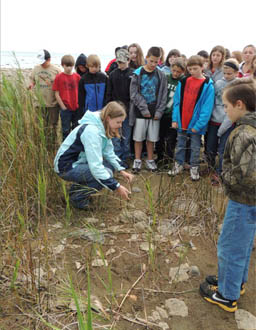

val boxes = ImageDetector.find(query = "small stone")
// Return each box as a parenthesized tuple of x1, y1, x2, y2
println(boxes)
(156, 306, 168, 319)
(85, 217, 99, 224)
(165, 298, 188, 317)
(169, 263, 190, 282)
(54, 245, 65, 254)
(151, 311, 161, 321)
(189, 265, 200, 276)
(158, 322, 169, 330)
(235, 309, 256, 330)
(134, 221, 148, 232)
(140, 242, 155, 252)
(132, 186, 142, 193)
(92, 259, 108, 267)
(75, 261, 82, 269)
(128, 234, 140, 241)
(106, 248, 115, 256)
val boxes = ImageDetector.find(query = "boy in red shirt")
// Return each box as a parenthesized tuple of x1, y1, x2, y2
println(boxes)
(168, 55, 215, 180)
(53, 55, 81, 140)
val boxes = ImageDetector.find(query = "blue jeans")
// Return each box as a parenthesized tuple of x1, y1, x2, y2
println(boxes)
(217, 200, 256, 300)
(112, 117, 131, 162)
(59, 162, 114, 209)
(60, 109, 79, 141)
(206, 124, 234, 175)
(175, 131, 201, 167)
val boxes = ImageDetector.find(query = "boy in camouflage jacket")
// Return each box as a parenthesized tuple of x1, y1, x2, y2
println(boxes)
(200, 78, 256, 312)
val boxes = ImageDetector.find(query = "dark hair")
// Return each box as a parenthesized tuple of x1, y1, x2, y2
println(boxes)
(223, 78, 256, 112)
(147, 47, 161, 58)
(171, 57, 186, 71)
(165, 49, 181, 66)
(61, 55, 75, 66)
(197, 50, 209, 59)
(225, 48, 231, 59)
(187, 55, 204, 67)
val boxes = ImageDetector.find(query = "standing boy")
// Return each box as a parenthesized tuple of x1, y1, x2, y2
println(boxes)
(52, 55, 81, 141)
(129, 46, 167, 173)
(200, 78, 256, 312)
(78, 55, 108, 115)
(29, 49, 61, 147)
(106, 49, 133, 168)
(168, 55, 215, 180)
(155, 57, 186, 167)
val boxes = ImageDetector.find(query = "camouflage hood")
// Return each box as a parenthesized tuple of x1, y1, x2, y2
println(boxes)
(236, 111, 256, 129)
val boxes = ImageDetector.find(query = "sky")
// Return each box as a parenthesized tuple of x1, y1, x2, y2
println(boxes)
(1, 0, 255, 59)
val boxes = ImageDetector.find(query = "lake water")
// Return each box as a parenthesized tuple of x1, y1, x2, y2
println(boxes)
(0, 51, 111, 70)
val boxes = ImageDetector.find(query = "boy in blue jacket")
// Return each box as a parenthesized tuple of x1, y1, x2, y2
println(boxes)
(78, 55, 107, 116)
(168, 55, 215, 181)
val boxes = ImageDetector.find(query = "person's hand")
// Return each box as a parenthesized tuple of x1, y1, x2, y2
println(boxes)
(144, 114, 151, 118)
(153, 116, 159, 120)
(116, 185, 131, 200)
(120, 171, 134, 184)
(191, 128, 197, 133)
(172, 122, 178, 128)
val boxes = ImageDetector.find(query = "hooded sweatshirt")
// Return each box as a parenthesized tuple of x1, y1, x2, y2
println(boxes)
(222, 111, 256, 205)
(75, 53, 87, 76)
(210, 77, 237, 137)
(54, 111, 124, 191)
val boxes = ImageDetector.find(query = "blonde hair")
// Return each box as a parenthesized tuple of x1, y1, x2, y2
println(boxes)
(86, 54, 101, 67)
(100, 102, 126, 138)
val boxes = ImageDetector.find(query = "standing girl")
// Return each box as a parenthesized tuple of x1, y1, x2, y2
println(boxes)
(128, 43, 145, 71)
(238, 44, 256, 78)
(205, 45, 226, 83)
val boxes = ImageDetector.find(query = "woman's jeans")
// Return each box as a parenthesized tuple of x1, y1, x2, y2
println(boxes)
(175, 131, 201, 167)
(206, 124, 234, 175)
(59, 162, 114, 209)
(217, 200, 256, 300)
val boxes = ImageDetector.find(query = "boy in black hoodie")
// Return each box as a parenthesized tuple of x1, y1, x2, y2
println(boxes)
(106, 49, 133, 168)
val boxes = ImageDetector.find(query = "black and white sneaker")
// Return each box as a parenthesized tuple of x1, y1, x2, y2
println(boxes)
(146, 159, 158, 172)
(132, 159, 142, 174)
(199, 281, 237, 312)
(205, 275, 245, 296)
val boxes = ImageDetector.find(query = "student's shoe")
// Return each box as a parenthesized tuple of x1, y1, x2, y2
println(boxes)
(168, 162, 183, 176)
(132, 159, 142, 174)
(205, 275, 245, 296)
(183, 163, 191, 170)
(199, 281, 237, 312)
(190, 166, 200, 181)
(211, 173, 221, 186)
(146, 159, 158, 172)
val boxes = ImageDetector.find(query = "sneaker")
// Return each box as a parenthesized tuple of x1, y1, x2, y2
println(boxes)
(132, 159, 142, 174)
(146, 159, 158, 172)
(211, 173, 221, 186)
(199, 281, 237, 312)
(190, 166, 200, 181)
(205, 275, 245, 296)
(168, 162, 183, 176)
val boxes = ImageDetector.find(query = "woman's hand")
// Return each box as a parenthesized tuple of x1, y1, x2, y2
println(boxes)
(120, 171, 134, 184)
(172, 122, 178, 128)
(116, 185, 131, 200)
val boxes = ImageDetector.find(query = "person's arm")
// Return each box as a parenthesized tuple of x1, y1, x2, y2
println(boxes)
(55, 91, 67, 110)
(171, 82, 181, 128)
(106, 74, 113, 104)
(192, 83, 215, 132)
(154, 72, 168, 120)
(78, 78, 86, 113)
(130, 74, 151, 117)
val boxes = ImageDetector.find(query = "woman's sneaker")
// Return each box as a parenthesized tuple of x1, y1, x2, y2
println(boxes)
(146, 159, 158, 172)
(168, 162, 183, 176)
(205, 275, 245, 295)
(132, 159, 142, 174)
(199, 281, 237, 312)
(190, 166, 200, 181)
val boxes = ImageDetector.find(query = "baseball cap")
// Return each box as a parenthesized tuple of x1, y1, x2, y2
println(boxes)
(116, 49, 130, 63)
(36, 49, 51, 64)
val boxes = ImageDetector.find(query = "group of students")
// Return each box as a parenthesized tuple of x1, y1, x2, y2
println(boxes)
(29, 44, 256, 314)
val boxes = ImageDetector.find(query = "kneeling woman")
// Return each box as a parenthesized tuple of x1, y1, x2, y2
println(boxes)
(54, 101, 134, 209)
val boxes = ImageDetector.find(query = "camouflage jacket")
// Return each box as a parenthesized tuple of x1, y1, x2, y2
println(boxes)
(222, 111, 256, 205)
